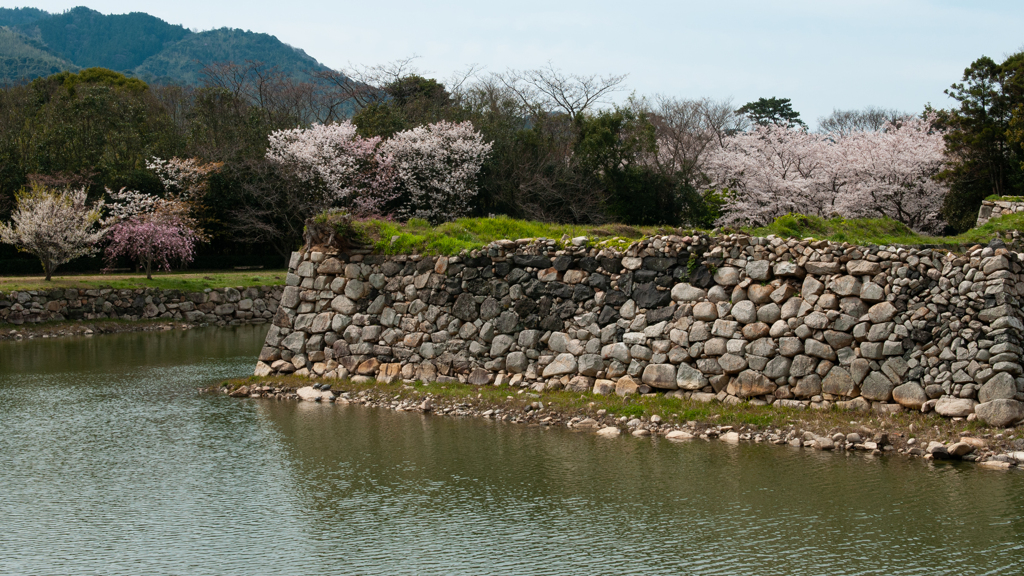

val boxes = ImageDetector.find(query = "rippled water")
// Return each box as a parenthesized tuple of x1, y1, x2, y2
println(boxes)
(2, 327, 1023, 575)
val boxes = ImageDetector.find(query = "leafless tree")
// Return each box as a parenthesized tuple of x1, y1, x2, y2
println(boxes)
(641, 96, 746, 183)
(817, 106, 911, 136)
(311, 56, 424, 113)
(495, 63, 627, 119)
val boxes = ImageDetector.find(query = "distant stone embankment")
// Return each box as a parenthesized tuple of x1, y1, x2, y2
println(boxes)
(1, 286, 283, 326)
(256, 232, 1024, 428)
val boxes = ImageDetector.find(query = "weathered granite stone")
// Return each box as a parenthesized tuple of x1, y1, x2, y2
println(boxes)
(893, 382, 928, 410)
(975, 399, 1024, 427)
(821, 366, 858, 397)
(727, 370, 776, 398)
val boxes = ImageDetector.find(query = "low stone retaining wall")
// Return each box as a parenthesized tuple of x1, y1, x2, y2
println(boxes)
(1, 286, 283, 325)
(977, 199, 1024, 226)
(255, 233, 1024, 427)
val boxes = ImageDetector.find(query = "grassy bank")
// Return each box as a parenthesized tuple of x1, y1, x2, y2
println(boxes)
(746, 212, 1024, 248)
(0, 269, 288, 293)
(223, 375, 1023, 455)
(343, 212, 1023, 258)
(350, 216, 668, 255)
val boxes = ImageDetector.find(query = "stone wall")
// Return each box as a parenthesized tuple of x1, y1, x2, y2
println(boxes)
(977, 199, 1024, 226)
(1, 286, 283, 326)
(255, 234, 1024, 426)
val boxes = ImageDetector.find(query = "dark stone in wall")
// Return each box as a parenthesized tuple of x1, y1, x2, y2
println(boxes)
(647, 305, 675, 324)
(598, 305, 618, 324)
(572, 285, 594, 302)
(514, 254, 552, 268)
(597, 256, 622, 273)
(690, 265, 714, 288)
(579, 257, 599, 273)
(514, 298, 537, 316)
(540, 315, 563, 331)
(452, 293, 478, 321)
(587, 273, 609, 291)
(634, 270, 658, 283)
(506, 268, 528, 284)
(606, 290, 628, 306)
(553, 300, 576, 319)
(495, 311, 519, 333)
(494, 262, 510, 276)
(633, 283, 671, 309)
(523, 280, 546, 298)
(548, 282, 573, 299)
(619, 273, 633, 297)
(644, 257, 676, 271)
(553, 254, 572, 271)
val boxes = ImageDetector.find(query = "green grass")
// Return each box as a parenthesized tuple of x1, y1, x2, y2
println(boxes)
(349, 215, 675, 256)
(0, 269, 288, 293)
(333, 212, 1024, 258)
(745, 212, 1024, 249)
(984, 195, 1024, 202)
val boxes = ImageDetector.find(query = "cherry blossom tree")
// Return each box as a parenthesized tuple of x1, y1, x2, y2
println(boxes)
(836, 116, 947, 232)
(146, 157, 223, 201)
(265, 121, 397, 215)
(380, 120, 492, 223)
(104, 197, 202, 279)
(0, 185, 105, 281)
(705, 123, 831, 227)
(707, 116, 948, 232)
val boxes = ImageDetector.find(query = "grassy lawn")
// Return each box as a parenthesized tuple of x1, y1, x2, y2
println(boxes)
(0, 269, 288, 293)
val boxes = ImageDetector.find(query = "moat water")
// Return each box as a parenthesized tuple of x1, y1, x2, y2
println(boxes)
(1, 326, 1022, 575)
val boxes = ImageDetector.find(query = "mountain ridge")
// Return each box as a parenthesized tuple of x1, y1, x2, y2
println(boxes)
(0, 6, 331, 85)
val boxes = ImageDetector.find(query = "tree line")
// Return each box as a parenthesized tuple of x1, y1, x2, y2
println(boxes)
(2, 51, 1023, 275)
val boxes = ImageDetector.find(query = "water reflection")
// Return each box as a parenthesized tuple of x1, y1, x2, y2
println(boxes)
(0, 326, 1022, 575)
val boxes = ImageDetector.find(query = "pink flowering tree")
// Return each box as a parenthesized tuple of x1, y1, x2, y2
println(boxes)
(705, 124, 831, 227)
(265, 121, 397, 215)
(0, 185, 106, 281)
(380, 120, 492, 223)
(706, 116, 948, 232)
(835, 116, 947, 232)
(104, 191, 205, 279)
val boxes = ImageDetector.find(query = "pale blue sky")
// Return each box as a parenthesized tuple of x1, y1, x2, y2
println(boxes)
(8, 1, 1024, 125)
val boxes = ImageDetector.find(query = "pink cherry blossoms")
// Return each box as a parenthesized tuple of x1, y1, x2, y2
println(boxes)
(706, 116, 948, 232)
(266, 121, 397, 216)
(266, 119, 492, 222)
(381, 120, 493, 223)
(104, 190, 204, 279)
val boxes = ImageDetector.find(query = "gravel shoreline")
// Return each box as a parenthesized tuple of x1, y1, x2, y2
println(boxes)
(214, 378, 1024, 469)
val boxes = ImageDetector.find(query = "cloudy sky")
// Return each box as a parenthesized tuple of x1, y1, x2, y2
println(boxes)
(11, 0, 1024, 126)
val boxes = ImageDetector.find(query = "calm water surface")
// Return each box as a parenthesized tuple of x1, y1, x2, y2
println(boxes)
(1, 326, 1023, 575)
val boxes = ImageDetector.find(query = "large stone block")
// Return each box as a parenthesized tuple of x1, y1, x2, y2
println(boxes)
(642, 363, 678, 389)
(975, 399, 1024, 427)
(821, 366, 858, 397)
(727, 370, 776, 398)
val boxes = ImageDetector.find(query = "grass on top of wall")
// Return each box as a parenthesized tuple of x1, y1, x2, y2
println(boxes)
(352, 216, 675, 255)
(346, 212, 1023, 258)
(745, 213, 1024, 249)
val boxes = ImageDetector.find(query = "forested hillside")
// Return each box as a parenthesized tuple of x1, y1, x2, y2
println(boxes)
(0, 27, 78, 80)
(0, 6, 328, 84)
(134, 28, 327, 85)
